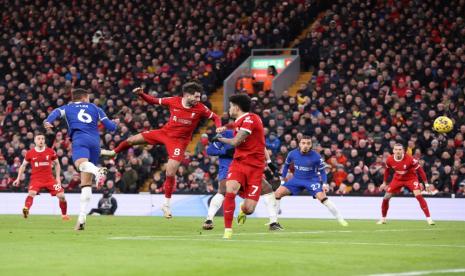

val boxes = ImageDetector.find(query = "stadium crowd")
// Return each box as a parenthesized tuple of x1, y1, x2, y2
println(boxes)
(1, 0, 464, 197)
(202, 0, 465, 197)
(0, 0, 319, 193)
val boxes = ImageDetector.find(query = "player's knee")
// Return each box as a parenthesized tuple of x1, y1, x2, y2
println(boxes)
(384, 193, 392, 200)
(243, 205, 255, 215)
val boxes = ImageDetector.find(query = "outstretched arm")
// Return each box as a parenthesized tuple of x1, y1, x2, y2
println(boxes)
(217, 130, 249, 147)
(98, 108, 118, 131)
(133, 87, 163, 105)
(44, 107, 65, 130)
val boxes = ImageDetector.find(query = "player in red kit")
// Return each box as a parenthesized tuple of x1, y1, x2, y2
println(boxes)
(12, 134, 69, 220)
(214, 94, 266, 239)
(378, 144, 434, 225)
(101, 82, 221, 218)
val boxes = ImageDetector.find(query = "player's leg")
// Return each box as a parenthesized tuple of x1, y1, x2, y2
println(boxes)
(161, 140, 188, 218)
(412, 187, 434, 225)
(315, 189, 348, 227)
(102, 133, 147, 157)
(275, 178, 300, 215)
(23, 189, 38, 218)
(260, 179, 283, 230)
(74, 167, 93, 231)
(161, 158, 181, 218)
(223, 179, 241, 239)
(74, 143, 107, 187)
(203, 179, 227, 230)
(55, 191, 69, 220)
(237, 168, 263, 225)
(378, 181, 400, 224)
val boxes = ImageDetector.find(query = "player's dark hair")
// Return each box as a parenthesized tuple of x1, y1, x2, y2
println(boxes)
(72, 88, 89, 101)
(229, 94, 251, 112)
(300, 135, 312, 141)
(182, 81, 203, 95)
(35, 132, 45, 137)
(394, 143, 404, 148)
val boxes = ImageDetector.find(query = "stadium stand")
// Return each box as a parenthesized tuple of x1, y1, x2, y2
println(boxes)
(0, 0, 322, 193)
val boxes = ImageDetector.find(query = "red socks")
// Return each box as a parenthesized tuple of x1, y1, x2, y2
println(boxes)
(59, 200, 67, 215)
(223, 193, 236, 228)
(415, 195, 431, 217)
(25, 196, 34, 209)
(381, 198, 389, 217)
(163, 176, 176, 199)
(114, 140, 131, 154)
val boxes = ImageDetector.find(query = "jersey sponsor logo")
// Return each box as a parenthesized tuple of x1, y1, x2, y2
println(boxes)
(244, 116, 254, 124)
(172, 116, 193, 125)
(294, 165, 311, 171)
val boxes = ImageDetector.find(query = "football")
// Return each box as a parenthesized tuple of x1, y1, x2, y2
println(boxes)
(433, 116, 454, 133)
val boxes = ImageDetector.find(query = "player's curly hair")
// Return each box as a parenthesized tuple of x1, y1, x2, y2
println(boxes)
(229, 94, 251, 112)
(182, 81, 203, 95)
(72, 88, 89, 101)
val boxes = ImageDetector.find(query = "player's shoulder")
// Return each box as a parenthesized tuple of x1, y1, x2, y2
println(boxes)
(385, 155, 393, 164)
(46, 147, 57, 154)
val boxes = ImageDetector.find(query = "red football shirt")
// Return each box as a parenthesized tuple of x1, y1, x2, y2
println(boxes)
(157, 97, 216, 140)
(232, 112, 265, 168)
(385, 154, 420, 181)
(25, 147, 57, 184)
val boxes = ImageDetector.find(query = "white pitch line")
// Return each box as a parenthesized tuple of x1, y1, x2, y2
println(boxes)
(107, 237, 465, 249)
(366, 268, 465, 276)
(108, 228, 439, 239)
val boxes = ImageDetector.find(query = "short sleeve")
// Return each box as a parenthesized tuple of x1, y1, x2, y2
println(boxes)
(50, 149, 58, 160)
(318, 157, 327, 170)
(239, 115, 255, 134)
(25, 151, 32, 163)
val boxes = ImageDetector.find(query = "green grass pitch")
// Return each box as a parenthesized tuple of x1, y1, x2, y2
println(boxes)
(0, 215, 464, 276)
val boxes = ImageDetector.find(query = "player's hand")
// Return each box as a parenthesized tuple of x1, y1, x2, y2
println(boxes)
(424, 182, 430, 191)
(132, 87, 144, 95)
(216, 127, 227, 133)
(211, 133, 224, 143)
(267, 161, 280, 177)
(44, 122, 54, 130)
(323, 183, 330, 192)
(12, 179, 20, 187)
(379, 183, 387, 191)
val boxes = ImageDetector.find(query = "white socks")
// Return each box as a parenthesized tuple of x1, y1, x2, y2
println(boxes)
(78, 161, 99, 177)
(276, 199, 281, 215)
(262, 192, 278, 224)
(207, 193, 225, 220)
(163, 197, 171, 207)
(78, 186, 92, 224)
(323, 199, 343, 221)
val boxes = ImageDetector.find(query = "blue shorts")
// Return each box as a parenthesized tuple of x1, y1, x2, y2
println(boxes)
(72, 134, 100, 165)
(283, 178, 323, 197)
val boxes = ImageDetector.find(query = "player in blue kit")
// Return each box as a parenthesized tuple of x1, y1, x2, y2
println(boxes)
(44, 88, 118, 230)
(202, 130, 283, 231)
(275, 136, 348, 226)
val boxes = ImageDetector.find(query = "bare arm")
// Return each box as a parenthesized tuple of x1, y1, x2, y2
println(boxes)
(13, 161, 28, 186)
(218, 130, 250, 147)
(54, 159, 61, 184)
